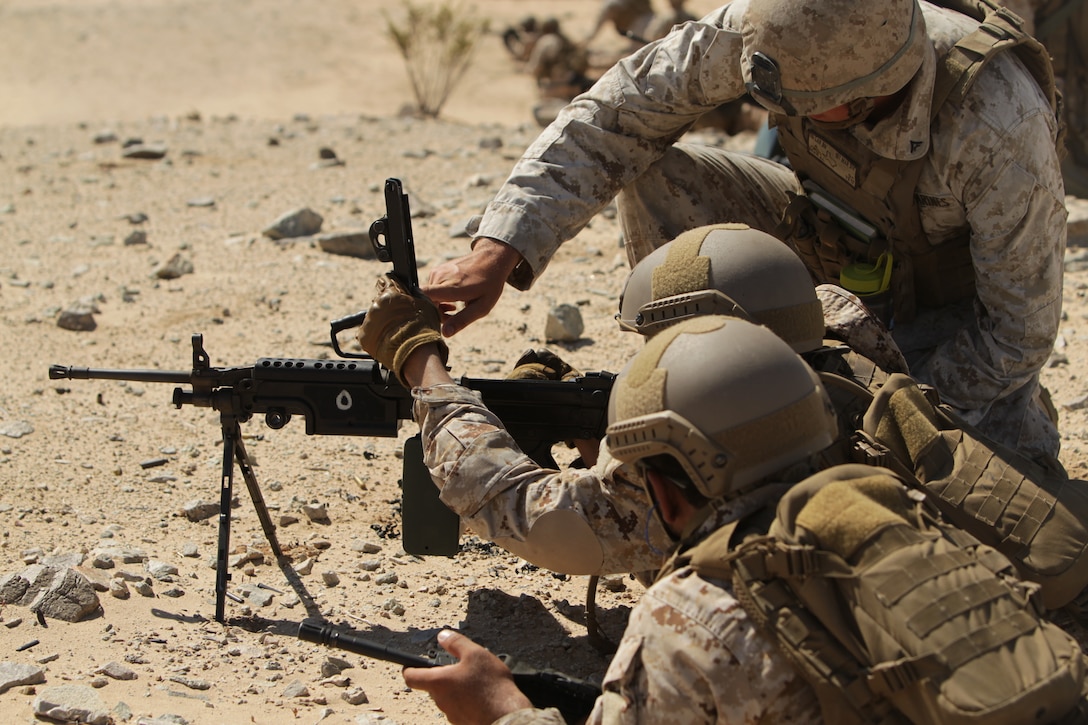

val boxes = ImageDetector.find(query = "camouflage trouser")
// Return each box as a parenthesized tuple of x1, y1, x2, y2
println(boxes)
(615, 143, 801, 266)
(615, 142, 1060, 461)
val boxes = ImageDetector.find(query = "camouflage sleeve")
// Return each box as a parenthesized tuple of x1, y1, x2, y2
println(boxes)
(578, 568, 822, 724)
(473, 15, 748, 289)
(817, 284, 909, 375)
(414, 384, 672, 575)
(917, 52, 1065, 426)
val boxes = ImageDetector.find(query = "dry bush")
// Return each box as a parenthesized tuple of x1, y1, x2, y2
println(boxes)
(385, 1, 490, 118)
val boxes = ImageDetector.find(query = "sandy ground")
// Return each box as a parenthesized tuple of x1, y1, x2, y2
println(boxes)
(2, 1, 1088, 724)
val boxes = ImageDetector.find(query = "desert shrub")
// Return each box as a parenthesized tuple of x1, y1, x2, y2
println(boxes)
(384, 1, 490, 118)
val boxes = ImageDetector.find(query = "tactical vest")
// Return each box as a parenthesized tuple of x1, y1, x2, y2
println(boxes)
(668, 464, 1088, 725)
(774, 0, 1061, 323)
(853, 373, 1088, 610)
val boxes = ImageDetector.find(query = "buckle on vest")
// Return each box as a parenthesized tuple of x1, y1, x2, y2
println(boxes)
(867, 654, 943, 696)
(979, 20, 1014, 42)
(992, 6, 1027, 32)
(766, 546, 821, 578)
(853, 434, 891, 467)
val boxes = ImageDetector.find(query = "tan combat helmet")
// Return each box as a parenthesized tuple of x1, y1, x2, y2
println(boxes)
(740, 0, 927, 118)
(606, 316, 838, 501)
(616, 223, 825, 352)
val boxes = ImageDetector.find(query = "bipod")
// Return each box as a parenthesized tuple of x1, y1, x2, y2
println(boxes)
(212, 414, 268, 622)
(212, 411, 318, 623)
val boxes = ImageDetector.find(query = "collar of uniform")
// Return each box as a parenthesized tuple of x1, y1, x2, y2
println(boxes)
(681, 483, 793, 545)
(848, 39, 936, 161)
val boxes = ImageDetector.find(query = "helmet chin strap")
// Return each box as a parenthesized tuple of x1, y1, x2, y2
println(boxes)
(808, 97, 877, 130)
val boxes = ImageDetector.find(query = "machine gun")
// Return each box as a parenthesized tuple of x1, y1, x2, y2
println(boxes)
(49, 178, 615, 623)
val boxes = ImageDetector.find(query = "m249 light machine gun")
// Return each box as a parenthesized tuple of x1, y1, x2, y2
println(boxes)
(49, 178, 615, 623)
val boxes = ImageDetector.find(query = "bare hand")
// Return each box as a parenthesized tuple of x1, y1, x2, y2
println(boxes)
(422, 238, 523, 337)
(402, 630, 533, 725)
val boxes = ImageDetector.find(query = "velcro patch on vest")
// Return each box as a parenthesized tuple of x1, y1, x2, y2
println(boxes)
(806, 133, 858, 188)
(796, 476, 911, 560)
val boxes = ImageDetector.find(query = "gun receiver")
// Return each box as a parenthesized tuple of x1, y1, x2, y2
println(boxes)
(298, 619, 601, 724)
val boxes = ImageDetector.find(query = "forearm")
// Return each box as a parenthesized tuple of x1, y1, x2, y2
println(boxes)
(414, 385, 669, 575)
(402, 344, 454, 388)
(924, 193, 1064, 414)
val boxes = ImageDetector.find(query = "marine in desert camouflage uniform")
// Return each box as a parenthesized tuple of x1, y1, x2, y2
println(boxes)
(524, 18, 590, 99)
(358, 298, 833, 722)
(358, 224, 902, 580)
(582, 0, 655, 46)
(423, 0, 1067, 464)
(643, 0, 697, 41)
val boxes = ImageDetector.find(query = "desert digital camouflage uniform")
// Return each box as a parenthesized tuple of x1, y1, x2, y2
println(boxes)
(469, 0, 1066, 461)
(490, 490, 823, 725)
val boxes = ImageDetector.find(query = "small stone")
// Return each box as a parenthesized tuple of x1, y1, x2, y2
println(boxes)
(262, 207, 323, 240)
(108, 580, 129, 599)
(317, 230, 374, 259)
(121, 143, 168, 160)
(57, 306, 96, 332)
(342, 686, 369, 705)
(0, 420, 33, 439)
(97, 662, 138, 681)
(301, 503, 329, 521)
(282, 679, 309, 698)
(181, 496, 217, 520)
(154, 253, 194, 280)
(169, 675, 210, 690)
(123, 230, 147, 246)
(293, 558, 314, 576)
(544, 303, 584, 342)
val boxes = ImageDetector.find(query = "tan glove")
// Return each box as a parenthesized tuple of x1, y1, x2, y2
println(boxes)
(509, 348, 598, 465)
(506, 348, 582, 381)
(357, 274, 448, 387)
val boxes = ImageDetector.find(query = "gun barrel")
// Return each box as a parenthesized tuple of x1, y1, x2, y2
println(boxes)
(298, 619, 436, 669)
(49, 365, 193, 384)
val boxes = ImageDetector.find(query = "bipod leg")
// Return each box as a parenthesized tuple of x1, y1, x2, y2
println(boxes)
(232, 435, 282, 558)
(215, 418, 242, 624)
(233, 433, 321, 619)
(585, 575, 617, 655)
